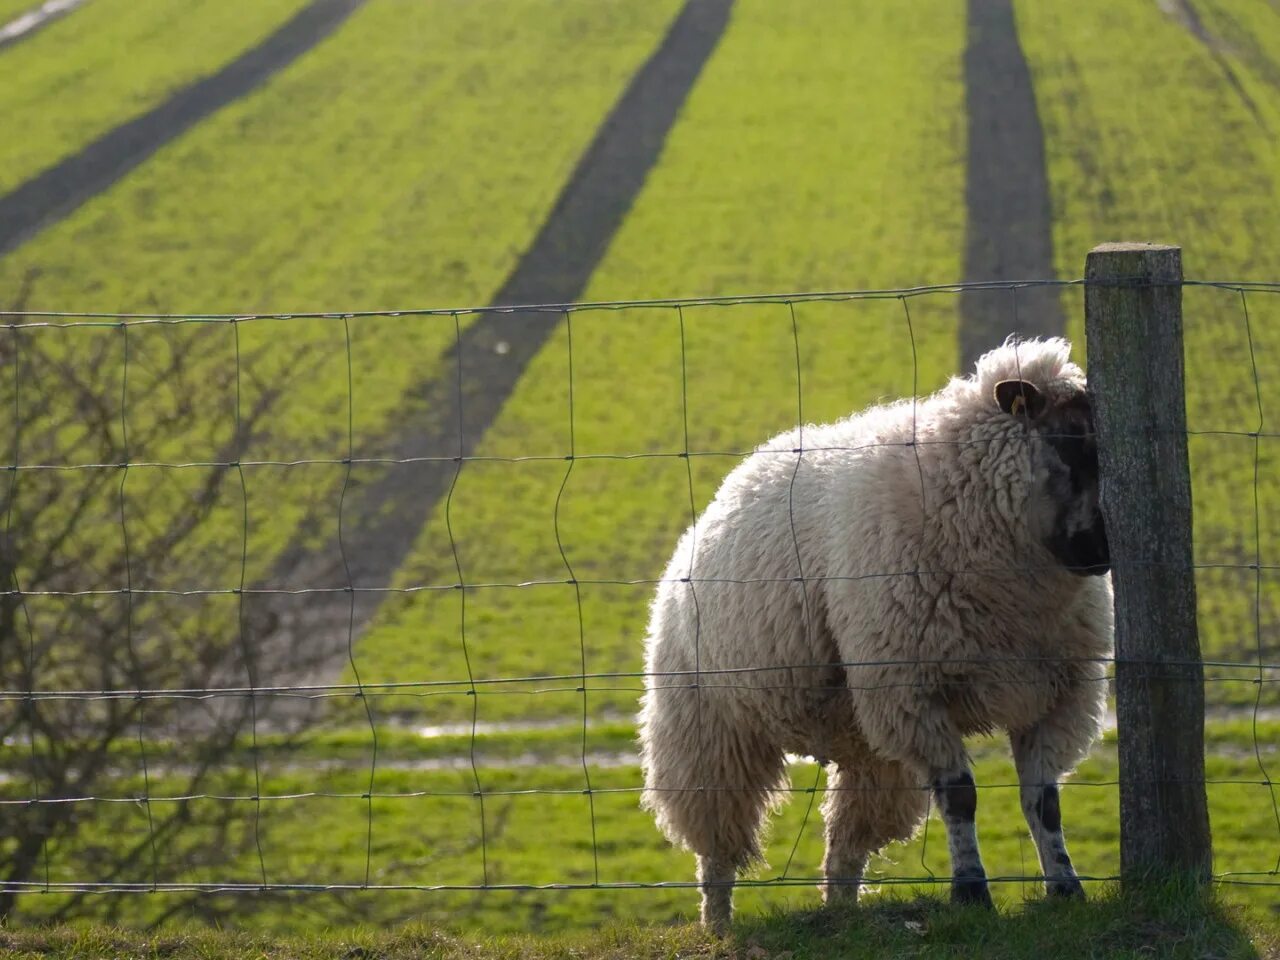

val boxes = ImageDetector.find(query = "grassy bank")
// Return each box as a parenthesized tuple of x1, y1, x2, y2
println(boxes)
(5, 722, 1277, 933)
(0, 883, 1273, 959)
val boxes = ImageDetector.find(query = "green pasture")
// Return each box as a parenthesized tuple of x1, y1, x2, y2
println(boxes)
(1015, 0, 1280, 702)
(1202, 0, 1280, 125)
(0, 0, 316, 194)
(349, 0, 1280, 721)
(8, 723, 1278, 933)
(1, 887, 1271, 960)
(4, 0, 1280, 937)
(1, 0, 683, 691)
(1, 0, 682, 312)
(4, 0, 1274, 719)
(352, 0, 970, 724)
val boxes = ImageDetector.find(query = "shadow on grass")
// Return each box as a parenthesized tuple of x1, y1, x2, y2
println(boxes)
(732, 882, 1271, 960)
(0, 884, 1272, 959)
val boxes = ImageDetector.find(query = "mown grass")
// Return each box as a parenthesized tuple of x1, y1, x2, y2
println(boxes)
(6, 715, 1276, 776)
(351, 0, 970, 725)
(2, 0, 682, 314)
(1, 0, 683, 690)
(1183, 0, 1280, 138)
(7, 725, 1277, 934)
(0, 0, 316, 194)
(5, 0, 1280, 942)
(1013, 0, 1280, 708)
(0, 719, 642, 770)
(348, 0, 1280, 725)
(0, 883, 1273, 959)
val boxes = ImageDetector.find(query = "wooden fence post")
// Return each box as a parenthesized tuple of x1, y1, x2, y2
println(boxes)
(1084, 242, 1212, 882)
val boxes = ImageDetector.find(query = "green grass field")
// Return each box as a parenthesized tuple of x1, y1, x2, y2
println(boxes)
(2, 0, 1279, 944)
(352, 0, 969, 724)
(347, 0, 1280, 725)
(1, 886, 1272, 960)
(1, 0, 685, 695)
(0, 0, 317, 194)
(8, 724, 1279, 933)
(1015, 0, 1280, 701)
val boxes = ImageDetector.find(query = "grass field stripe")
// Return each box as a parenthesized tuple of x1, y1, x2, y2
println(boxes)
(0, 0, 88, 52)
(0, 0, 364, 259)
(1159, 0, 1267, 128)
(960, 0, 1063, 370)
(253, 0, 735, 677)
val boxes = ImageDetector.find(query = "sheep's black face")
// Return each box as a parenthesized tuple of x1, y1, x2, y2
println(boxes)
(1042, 402, 1109, 577)
(995, 380, 1110, 577)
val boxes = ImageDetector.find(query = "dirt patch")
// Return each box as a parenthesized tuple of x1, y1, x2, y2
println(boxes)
(0, 0, 365, 258)
(243, 0, 737, 721)
(960, 0, 1064, 371)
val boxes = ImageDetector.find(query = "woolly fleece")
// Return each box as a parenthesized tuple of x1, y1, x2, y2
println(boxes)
(638, 337, 1113, 917)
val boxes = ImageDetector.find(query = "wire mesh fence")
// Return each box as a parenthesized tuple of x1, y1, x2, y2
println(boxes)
(0, 275, 1278, 928)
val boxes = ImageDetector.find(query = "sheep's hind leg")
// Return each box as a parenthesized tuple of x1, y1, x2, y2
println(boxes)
(692, 751, 784, 934)
(822, 760, 930, 906)
(1011, 726, 1086, 900)
(855, 692, 993, 908)
(692, 765, 781, 934)
(820, 765, 870, 906)
(932, 765, 995, 908)
(697, 854, 736, 932)
(644, 703, 785, 934)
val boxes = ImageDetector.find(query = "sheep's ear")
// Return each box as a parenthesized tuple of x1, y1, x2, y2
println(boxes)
(994, 379, 1046, 419)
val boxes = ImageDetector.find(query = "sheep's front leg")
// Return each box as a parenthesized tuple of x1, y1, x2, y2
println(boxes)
(931, 763, 995, 908)
(1011, 725, 1085, 899)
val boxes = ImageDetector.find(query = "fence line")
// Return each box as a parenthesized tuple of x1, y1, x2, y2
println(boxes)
(1, 271, 1278, 924)
(2, 277, 1279, 324)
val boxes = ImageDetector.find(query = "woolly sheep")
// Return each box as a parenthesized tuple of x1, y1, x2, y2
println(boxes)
(638, 337, 1113, 931)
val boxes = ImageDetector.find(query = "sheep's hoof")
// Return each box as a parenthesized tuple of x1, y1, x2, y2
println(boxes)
(703, 916, 732, 938)
(822, 880, 860, 906)
(1046, 877, 1085, 900)
(950, 873, 994, 910)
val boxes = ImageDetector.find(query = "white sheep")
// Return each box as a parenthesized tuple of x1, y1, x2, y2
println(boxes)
(638, 337, 1113, 931)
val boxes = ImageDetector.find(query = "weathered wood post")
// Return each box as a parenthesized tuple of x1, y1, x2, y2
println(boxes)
(1085, 242, 1212, 882)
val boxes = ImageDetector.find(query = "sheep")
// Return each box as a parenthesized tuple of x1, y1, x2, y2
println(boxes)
(637, 337, 1113, 932)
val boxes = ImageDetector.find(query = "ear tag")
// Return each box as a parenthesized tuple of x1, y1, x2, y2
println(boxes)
(1009, 394, 1026, 417)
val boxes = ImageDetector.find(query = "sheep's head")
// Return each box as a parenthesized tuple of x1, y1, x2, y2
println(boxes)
(994, 378, 1110, 577)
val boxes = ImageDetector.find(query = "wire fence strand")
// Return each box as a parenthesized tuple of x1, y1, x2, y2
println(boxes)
(1, 277, 1277, 922)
